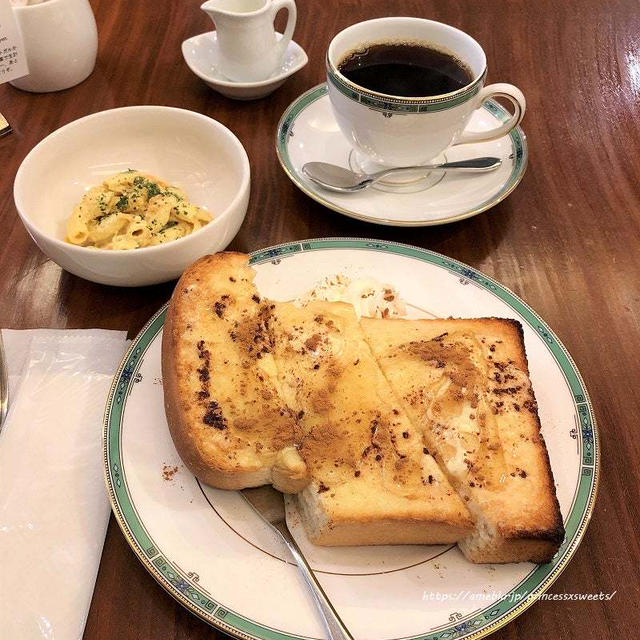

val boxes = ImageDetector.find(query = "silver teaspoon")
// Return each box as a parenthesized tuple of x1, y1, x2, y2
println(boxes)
(302, 157, 502, 193)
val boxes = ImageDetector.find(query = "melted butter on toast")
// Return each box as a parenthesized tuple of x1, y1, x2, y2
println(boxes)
(268, 300, 460, 501)
(403, 332, 508, 490)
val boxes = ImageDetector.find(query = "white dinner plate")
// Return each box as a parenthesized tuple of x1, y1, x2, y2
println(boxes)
(104, 238, 598, 640)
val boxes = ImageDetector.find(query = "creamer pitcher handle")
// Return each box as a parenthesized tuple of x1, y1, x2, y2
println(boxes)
(271, 0, 297, 63)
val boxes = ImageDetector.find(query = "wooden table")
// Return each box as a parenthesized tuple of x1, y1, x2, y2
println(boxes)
(1, 0, 638, 638)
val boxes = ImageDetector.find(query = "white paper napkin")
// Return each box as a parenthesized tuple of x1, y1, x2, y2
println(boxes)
(0, 329, 128, 640)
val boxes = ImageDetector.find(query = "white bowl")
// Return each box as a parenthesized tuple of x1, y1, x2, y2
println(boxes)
(182, 31, 308, 100)
(14, 106, 250, 286)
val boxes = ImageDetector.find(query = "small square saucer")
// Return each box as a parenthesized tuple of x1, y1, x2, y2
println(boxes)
(276, 84, 528, 226)
(182, 31, 308, 101)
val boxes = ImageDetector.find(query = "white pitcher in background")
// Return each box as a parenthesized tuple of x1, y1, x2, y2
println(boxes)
(10, 0, 98, 93)
(201, 0, 297, 82)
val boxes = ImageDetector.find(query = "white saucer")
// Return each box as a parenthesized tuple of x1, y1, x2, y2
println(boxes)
(276, 84, 528, 226)
(182, 31, 308, 101)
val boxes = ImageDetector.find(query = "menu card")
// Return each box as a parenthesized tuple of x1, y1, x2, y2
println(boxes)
(0, 0, 28, 83)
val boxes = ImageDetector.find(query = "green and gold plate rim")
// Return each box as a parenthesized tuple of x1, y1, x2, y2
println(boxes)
(275, 84, 528, 227)
(104, 238, 599, 640)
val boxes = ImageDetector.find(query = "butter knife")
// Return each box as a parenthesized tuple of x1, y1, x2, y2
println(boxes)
(241, 486, 355, 640)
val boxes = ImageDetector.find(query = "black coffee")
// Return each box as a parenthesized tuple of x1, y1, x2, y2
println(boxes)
(337, 42, 473, 97)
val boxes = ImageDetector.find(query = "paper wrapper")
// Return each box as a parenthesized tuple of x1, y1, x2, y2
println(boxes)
(0, 329, 128, 640)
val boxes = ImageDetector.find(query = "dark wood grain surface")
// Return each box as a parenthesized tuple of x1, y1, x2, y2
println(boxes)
(1, 0, 638, 638)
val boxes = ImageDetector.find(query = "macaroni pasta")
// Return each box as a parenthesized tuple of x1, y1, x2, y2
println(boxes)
(65, 170, 212, 249)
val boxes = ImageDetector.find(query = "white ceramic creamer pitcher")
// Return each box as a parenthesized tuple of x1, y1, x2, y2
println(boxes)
(201, 0, 297, 82)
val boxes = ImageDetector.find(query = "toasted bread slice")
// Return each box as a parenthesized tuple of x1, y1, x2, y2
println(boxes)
(268, 300, 474, 545)
(360, 317, 564, 563)
(162, 252, 308, 492)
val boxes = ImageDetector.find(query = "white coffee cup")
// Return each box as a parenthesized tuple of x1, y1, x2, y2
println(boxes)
(326, 17, 526, 167)
(201, 0, 297, 83)
(10, 0, 98, 93)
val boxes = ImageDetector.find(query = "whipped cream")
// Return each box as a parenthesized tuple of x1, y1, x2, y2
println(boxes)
(302, 274, 406, 319)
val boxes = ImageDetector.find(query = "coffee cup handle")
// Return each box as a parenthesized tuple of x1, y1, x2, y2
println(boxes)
(454, 83, 526, 145)
(271, 0, 297, 62)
